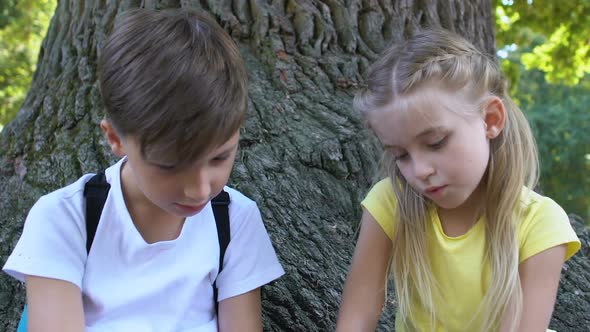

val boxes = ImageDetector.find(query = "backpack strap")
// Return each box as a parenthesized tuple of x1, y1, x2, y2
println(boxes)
(83, 172, 111, 253)
(211, 190, 230, 314)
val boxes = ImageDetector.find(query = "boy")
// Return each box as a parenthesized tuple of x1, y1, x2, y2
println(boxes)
(3, 8, 284, 332)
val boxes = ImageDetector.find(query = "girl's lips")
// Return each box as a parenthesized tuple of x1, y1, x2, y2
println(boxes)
(425, 185, 446, 195)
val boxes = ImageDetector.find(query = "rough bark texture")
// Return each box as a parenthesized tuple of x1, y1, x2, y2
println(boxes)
(0, 0, 587, 331)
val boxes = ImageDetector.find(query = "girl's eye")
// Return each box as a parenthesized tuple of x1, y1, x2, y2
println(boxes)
(428, 137, 447, 149)
(394, 153, 409, 161)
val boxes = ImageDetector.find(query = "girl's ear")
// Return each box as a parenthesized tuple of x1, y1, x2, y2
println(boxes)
(100, 119, 126, 157)
(483, 97, 506, 139)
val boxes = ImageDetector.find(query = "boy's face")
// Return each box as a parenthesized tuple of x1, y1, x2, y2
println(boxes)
(102, 120, 240, 218)
(367, 85, 504, 213)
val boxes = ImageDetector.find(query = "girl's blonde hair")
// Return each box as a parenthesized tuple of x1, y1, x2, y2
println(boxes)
(354, 29, 539, 331)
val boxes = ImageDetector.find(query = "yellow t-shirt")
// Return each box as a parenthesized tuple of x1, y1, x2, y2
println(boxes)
(361, 178, 581, 332)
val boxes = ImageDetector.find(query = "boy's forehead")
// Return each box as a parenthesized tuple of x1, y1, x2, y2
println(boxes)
(141, 129, 240, 164)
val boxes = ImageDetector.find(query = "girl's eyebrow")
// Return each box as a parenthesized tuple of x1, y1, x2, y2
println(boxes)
(383, 126, 446, 149)
(415, 126, 446, 138)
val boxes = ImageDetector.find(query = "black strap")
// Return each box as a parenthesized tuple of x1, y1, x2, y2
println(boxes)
(211, 190, 230, 314)
(82, 172, 230, 315)
(83, 172, 111, 254)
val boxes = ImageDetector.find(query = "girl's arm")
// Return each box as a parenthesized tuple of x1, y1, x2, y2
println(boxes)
(502, 244, 567, 332)
(518, 244, 567, 331)
(25, 275, 85, 332)
(336, 210, 393, 332)
(217, 288, 262, 332)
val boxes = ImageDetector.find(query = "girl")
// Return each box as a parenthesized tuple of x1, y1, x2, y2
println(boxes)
(336, 29, 580, 332)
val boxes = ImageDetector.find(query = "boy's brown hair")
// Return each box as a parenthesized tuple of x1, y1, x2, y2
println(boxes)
(98, 8, 248, 166)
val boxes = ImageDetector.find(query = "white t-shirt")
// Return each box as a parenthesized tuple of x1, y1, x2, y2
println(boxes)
(4, 158, 285, 332)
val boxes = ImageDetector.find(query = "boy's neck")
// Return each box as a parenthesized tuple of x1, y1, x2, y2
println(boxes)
(120, 161, 185, 244)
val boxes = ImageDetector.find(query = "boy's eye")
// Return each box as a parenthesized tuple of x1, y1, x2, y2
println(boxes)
(155, 164, 177, 171)
(213, 154, 230, 162)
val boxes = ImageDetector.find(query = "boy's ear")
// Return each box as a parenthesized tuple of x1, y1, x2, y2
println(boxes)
(100, 119, 126, 157)
(483, 97, 506, 139)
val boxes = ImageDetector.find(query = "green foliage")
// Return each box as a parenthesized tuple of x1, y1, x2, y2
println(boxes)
(0, 0, 22, 29)
(521, 72, 590, 221)
(495, 0, 590, 85)
(496, 1, 590, 221)
(0, 0, 56, 130)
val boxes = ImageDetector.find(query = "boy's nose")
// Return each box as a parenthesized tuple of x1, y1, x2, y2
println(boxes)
(184, 170, 211, 202)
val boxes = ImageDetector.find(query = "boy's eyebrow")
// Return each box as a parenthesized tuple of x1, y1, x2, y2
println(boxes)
(144, 142, 239, 166)
(215, 143, 239, 155)
(145, 158, 176, 167)
(383, 126, 446, 149)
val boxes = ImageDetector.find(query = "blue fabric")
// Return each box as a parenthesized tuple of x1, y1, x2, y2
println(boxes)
(17, 305, 27, 332)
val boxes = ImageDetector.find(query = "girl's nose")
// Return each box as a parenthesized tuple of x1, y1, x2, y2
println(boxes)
(412, 158, 435, 181)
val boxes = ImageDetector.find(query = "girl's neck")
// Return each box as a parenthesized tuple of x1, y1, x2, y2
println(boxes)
(437, 183, 486, 237)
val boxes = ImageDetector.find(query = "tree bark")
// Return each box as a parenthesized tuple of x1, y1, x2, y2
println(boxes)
(0, 0, 586, 331)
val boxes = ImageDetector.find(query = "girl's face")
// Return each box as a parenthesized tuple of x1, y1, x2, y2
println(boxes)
(368, 85, 502, 213)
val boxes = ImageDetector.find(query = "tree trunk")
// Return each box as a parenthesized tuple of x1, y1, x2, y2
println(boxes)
(0, 0, 586, 331)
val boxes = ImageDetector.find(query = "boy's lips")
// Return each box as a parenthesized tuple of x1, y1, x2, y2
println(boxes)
(174, 202, 207, 214)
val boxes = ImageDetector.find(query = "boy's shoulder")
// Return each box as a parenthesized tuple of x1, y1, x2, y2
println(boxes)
(33, 158, 124, 214)
(223, 186, 253, 204)
(221, 186, 260, 217)
(34, 174, 95, 211)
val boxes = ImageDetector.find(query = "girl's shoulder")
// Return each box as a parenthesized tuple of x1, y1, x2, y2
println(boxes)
(518, 187, 565, 220)
(360, 178, 397, 240)
(363, 178, 396, 203)
(517, 187, 581, 263)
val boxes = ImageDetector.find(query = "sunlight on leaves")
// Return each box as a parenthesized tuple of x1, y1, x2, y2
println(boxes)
(0, 0, 57, 130)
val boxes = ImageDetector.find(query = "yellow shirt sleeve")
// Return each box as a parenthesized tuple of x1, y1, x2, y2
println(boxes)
(518, 193, 581, 263)
(360, 178, 397, 240)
